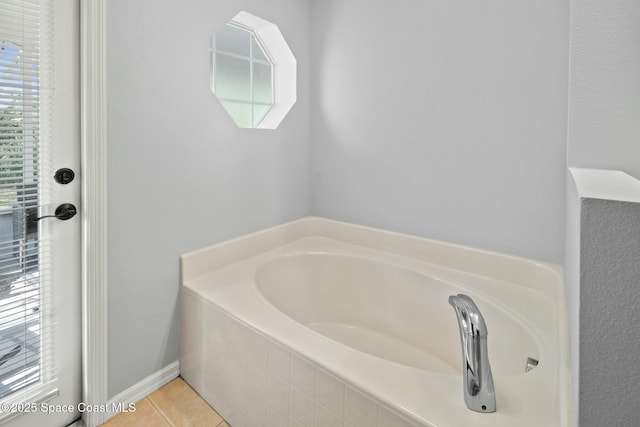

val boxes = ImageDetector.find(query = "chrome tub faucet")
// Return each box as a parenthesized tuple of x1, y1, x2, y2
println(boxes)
(448, 294, 496, 413)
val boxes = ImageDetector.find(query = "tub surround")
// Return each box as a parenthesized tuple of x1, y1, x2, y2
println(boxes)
(566, 169, 640, 426)
(180, 217, 571, 427)
(180, 290, 419, 427)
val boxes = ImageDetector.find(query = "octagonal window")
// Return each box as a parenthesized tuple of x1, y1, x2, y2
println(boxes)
(211, 12, 296, 129)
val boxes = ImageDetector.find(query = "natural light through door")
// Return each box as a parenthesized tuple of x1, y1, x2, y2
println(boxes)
(0, 1, 81, 425)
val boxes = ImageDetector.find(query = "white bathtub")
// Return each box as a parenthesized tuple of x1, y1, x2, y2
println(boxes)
(180, 217, 571, 427)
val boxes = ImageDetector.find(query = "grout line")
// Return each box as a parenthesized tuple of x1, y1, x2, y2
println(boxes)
(314, 366, 318, 427)
(146, 396, 175, 427)
(151, 377, 227, 427)
(343, 383, 347, 426)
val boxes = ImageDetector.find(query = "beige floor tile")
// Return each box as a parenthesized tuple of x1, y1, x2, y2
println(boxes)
(148, 377, 224, 427)
(101, 398, 169, 427)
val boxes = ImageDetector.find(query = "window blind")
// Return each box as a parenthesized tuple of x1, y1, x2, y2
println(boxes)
(0, 0, 56, 410)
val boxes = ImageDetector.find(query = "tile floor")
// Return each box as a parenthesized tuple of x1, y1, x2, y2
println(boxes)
(100, 377, 228, 427)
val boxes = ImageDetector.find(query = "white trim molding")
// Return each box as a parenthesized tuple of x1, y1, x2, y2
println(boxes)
(80, 1, 108, 426)
(103, 362, 180, 423)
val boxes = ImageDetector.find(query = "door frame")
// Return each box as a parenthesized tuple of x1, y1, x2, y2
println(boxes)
(80, 1, 108, 426)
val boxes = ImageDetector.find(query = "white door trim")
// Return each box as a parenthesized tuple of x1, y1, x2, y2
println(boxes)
(80, 1, 108, 426)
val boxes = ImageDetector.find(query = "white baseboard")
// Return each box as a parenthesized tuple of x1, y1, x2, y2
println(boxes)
(103, 361, 180, 422)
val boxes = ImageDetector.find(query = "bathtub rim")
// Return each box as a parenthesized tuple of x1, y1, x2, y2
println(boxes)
(181, 216, 563, 290)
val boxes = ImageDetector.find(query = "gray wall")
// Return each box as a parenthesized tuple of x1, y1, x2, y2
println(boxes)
(106, 0, 575, 405)
(567, 0, 640, 178)
(579, 199, 640, 427)
(566, 0, 640, 425)
(106, 0, 312, 398)
(310, 0, 569, 263)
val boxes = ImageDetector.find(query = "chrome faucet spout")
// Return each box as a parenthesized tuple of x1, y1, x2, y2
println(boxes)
(448, 294, 496, 413)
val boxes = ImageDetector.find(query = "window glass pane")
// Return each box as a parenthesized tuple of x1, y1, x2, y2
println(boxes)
(252, 62, 272, 104)
(221, 101, 252, 128)
(215, 24, 250, 57)
(252, 37, 268, 62)
(253, 104, 271, 127)
(210, 11, 297, 129)
(1, 37, 42, 398)
(215, 53, 250, 101)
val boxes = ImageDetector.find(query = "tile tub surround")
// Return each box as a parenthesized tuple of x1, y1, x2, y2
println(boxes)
(180, 217, 571, 427)
(181, 290, 422, 427)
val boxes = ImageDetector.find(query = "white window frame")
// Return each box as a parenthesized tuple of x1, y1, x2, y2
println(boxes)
(210, 11, 296, 130)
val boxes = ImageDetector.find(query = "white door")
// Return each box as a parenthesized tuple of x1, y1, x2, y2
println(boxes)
(0, 0, 81, 426)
